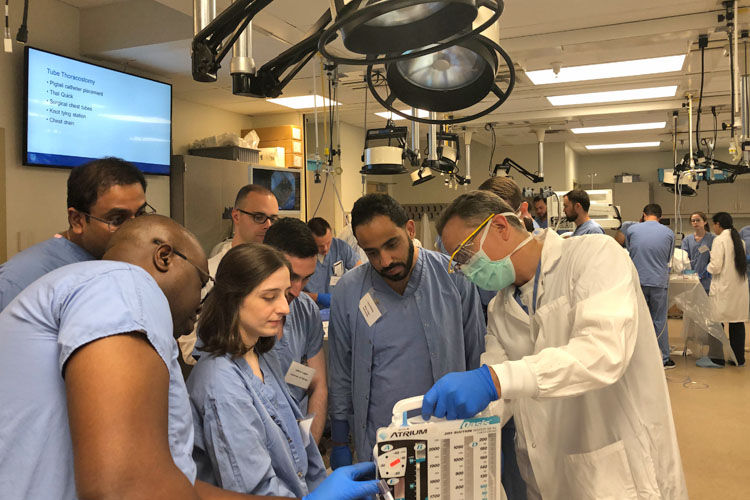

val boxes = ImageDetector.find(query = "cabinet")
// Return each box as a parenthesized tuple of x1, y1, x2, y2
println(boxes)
(612, 182, 652, 222)
(653, 182, 708, 215)
(708, 179, 750, 214)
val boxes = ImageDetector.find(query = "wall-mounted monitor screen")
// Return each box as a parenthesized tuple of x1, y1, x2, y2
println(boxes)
(250, 166, 301, 212)
(24, 47, 172, 175)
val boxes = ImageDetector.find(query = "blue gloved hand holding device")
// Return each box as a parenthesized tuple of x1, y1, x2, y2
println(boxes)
(421, 365, 499, 421)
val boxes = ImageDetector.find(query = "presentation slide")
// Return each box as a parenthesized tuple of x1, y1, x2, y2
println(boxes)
(26, 48, 172, 175)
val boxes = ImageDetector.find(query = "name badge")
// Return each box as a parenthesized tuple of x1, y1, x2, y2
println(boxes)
(698, 245, 709, 254)
(285, 361, 316, 390)
(330, 275, 341, 287)
(333, 260, 344, 277)
(359, 290, 382, 326)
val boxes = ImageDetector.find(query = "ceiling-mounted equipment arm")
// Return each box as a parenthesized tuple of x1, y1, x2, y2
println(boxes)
(493, 157, 544, 183)
(192, 0, 333, 97)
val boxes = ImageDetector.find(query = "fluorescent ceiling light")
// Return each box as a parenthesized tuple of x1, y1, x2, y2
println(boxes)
(266, 95, 339, 109)
(571, 122, 666, 134)
(527, 55, 686, 85)
(374, 109, 429, 120)
(585, 142, 660, 150)
(547, 86, 677, 106)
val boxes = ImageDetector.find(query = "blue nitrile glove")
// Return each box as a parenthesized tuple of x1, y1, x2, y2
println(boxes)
(303, 462, 380, 500)
(330, 419, 352, 469)
(422, 365, 499, 421)
(318, 293, 331, 308)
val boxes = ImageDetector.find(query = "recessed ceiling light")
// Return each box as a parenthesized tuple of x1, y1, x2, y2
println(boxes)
(527, 55, 686, 85)
(374, 109, 429, 120)
(547, 86, 678, 106)
(266, 95, 339, 109)
(571, 122, 667, 134)
(585, 142, 661, 150)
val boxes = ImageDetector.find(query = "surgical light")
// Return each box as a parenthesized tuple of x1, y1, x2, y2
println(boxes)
(571, 122, 667, 134)
(328, 0, 478, 56)
(526, 55, 686, 85)
(267, 95, 340, 109)
(547, 86, 678, 106)
(585, 142, 660, 150)
(360, 120, 410, 175)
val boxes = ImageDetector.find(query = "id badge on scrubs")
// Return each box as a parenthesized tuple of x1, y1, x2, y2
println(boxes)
(329, 275, 341, 287)
(285, 361, 316, 390)
(333, 260, 344, 277)
(359, 288, 383, 327)
(699, 245, 709, 254)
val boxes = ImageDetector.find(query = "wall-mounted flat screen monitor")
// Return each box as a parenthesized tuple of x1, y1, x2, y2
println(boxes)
(249, 166, 301, 213)
(24, 46, 172, 175)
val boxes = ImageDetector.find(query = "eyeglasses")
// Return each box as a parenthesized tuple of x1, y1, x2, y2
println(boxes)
(448, 213, 495, 274)
(235, 208, 279, 225)
(153, 239, 215, 301)
(80, 203, 157, 232)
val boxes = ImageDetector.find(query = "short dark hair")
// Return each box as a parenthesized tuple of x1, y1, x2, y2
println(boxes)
(307, 217, 331, 237)
(234, 184, 274, 207)
(437, 190, 525, 236)
(565, 189, 590, 212)
(198, 243, 291, 357)
(264, 218, 317, 258)
(478, 177, 522, 211)
(533, 195, 546, 205)
(67, 157, 146, 213)
(643, 204, 662, 218)
(351, 194, 409, 237)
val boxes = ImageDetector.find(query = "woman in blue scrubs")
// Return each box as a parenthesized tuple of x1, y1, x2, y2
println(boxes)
(681, 211, 714, 293)
(187, 243, 379, 500)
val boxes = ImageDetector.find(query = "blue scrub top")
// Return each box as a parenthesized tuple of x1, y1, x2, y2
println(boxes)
(0, 261, 196, 499)
(328, 248, 485, 461)
(681, 232, 715, 292)
(272, 292, 324, 408)
(572, 219, 605, 236)
(188, 351, 326, 497)
(535, 216, 548, 229)
(305, 238, 359, 295)
(0, 236, 93, 312)
(622, 220, 674, 288)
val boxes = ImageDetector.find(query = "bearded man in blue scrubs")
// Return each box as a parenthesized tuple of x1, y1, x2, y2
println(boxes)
(327, 194, 485, 468)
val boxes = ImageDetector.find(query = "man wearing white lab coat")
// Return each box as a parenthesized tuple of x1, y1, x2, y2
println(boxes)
(422, 191, 687, 500)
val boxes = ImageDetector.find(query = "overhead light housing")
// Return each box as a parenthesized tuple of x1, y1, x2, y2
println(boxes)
(411, 166, 435, 185)
(328, 0, 478, 55)
(361, 120, 409, 175)
(585, 142, 661, 150)
(526, 55, 686, 85)
(547, 86, 678, 106)
(267, 95, 339, 109)
(374, 108, 429, 120)
(571, 122, 667, 134)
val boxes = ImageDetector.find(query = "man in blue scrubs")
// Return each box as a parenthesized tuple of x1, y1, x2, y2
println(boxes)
(533, 195, 548, 229)
(264, 218, 328, 444)
(563, 189, 605, 236)
(305, 217, 360, 308)
(327, 194, 485, 467)
(617, 204, 676, 369)
(0, 157, 151, 311)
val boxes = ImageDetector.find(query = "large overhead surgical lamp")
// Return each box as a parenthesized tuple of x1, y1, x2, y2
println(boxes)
(328, 0, 478, 55)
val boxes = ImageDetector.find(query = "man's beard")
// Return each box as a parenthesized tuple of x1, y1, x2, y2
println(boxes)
(566, 212, 579, 223)
(378, 238, 415, 282)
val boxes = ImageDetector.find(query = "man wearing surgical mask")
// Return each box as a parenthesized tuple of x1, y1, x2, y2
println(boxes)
(422, 190, 687, 500)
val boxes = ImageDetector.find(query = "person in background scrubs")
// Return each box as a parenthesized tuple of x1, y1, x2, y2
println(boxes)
(563, 189, 605, 236)
(187, 244, 379, 499)
(179, 184, 279, 363)
(422, 191, 687, 500)
(533, 195, 548, 229)
(0, 157, 152, 311)
(681, 211, 714, 293)
(264, 218, 328, 444)
(327, 194, 484, 469)
(305, 217, 360, 309)
(615, 204, 675, 369)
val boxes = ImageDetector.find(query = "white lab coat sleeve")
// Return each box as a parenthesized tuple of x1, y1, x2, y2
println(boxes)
(495, 240, 639, 399)
(706, 237, 725, 276)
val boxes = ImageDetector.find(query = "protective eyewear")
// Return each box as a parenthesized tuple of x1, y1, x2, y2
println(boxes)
(80, 203, 157, 232)
(448, 213, 495, 274)
(236, 208, 279, 225)
(153, 239, 215, 301)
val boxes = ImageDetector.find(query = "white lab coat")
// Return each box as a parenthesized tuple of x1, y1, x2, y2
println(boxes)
(483, 230, 687, 500)
(706, 229, 749, 323)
